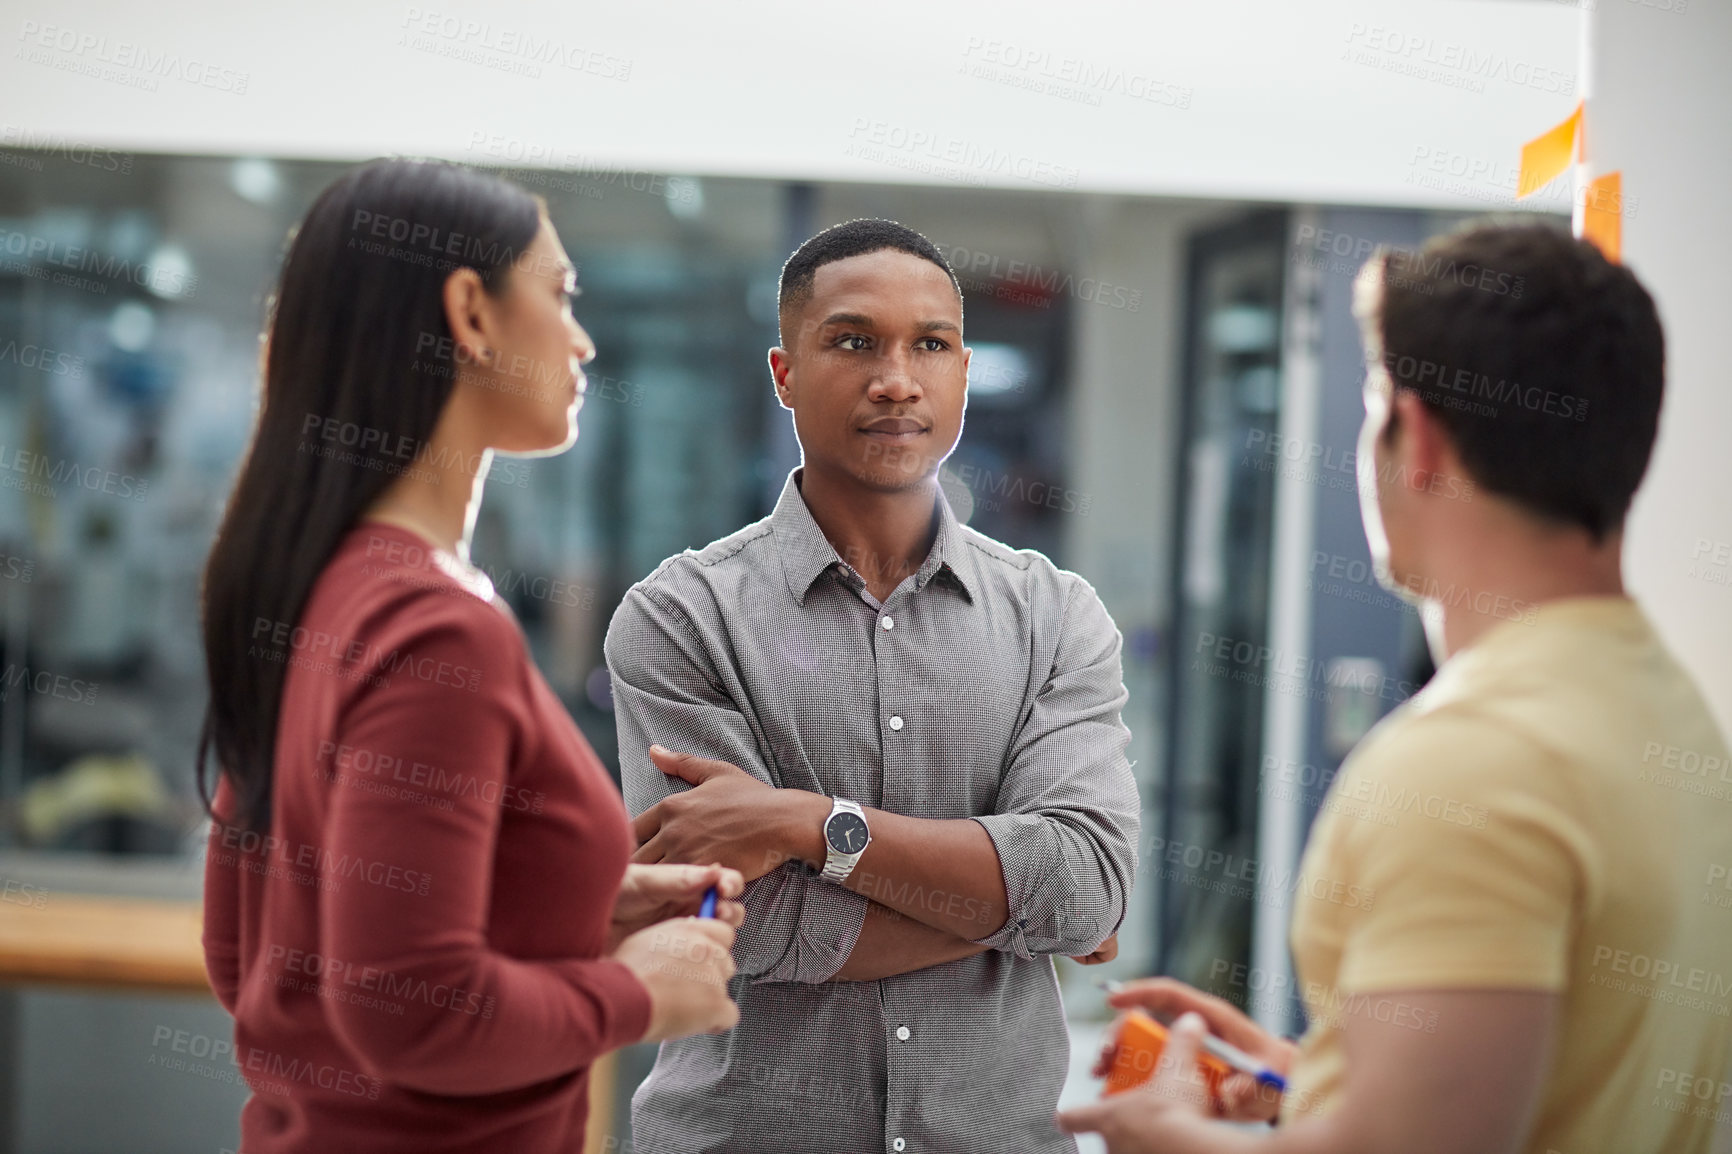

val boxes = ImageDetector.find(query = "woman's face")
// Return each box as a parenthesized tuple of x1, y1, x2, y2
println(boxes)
(460, 216, 594, 456)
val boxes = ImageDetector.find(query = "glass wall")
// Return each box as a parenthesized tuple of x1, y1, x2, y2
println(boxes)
(1158, 210, 1288, 988)
(0, 151, 1092, 860)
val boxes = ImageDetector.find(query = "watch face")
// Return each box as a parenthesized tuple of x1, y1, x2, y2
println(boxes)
(826, 811, 869, 855)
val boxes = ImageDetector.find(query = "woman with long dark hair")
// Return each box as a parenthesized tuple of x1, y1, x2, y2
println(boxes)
(199, 158, 743, 1152)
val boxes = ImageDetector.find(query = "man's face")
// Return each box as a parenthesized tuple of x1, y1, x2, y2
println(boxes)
(772, 249, 969, 491)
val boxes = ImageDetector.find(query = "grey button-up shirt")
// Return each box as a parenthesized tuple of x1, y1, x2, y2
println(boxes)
(605, 468, 1140, 1154)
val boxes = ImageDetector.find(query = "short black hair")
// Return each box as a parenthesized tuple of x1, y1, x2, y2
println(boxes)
(1355, 220, 1664, 541)
(777, 218, 962, 343)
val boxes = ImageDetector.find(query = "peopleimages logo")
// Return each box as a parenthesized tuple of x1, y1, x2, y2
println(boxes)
(1141, 833, 1376, 911)
(298, 412, 531, 489)
(0, 663, 99, 706)
(1341, 23, 1575, 96)
(1293, 224, 1527, 299)
(1192, 630, 1424, 707)
(317, 739, 546, 815)
(0, 124, 134, 173)
(1588, 944, 1732, 1015)
(208, 825, 433, 898)
(958, 36, 1193, 110)
(15, 20, 251, 94)
(249, 613, 483, 694)
(0, 442, 150, 502)
(0, 225, 197, 297)
(263, 943, 496, 1019)
(844, 118, 1080, 189)
(1260, 754, 1490, 829)
(150, 1026, 382, 1101)
(397, 7, 633, 81)
(1242, 428, 1477, 504)
(938, 243, 1142, 312)
(0, 338, 84, 377)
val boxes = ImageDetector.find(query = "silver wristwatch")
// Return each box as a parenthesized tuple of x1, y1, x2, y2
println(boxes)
(820, 798, 871, 882)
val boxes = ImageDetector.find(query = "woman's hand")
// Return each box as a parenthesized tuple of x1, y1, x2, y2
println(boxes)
(608, 862, 745, 953)
(614, 916, 741, 1043)
(1091, 977, 1296, 1123)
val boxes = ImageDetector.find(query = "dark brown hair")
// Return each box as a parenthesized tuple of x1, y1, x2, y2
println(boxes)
(777, 217, 961, 342)
(198, 158, 541, 832)
(1356, 220, 1664, 540)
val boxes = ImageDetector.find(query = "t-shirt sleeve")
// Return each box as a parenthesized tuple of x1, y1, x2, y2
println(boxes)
(1326, 710, 1595, 994)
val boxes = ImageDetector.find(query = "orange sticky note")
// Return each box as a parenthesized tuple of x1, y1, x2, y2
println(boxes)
(1581, 170, 1623, 263)
(1518, 101, 1583, 198)
(1103, 1010, 1230, 1100)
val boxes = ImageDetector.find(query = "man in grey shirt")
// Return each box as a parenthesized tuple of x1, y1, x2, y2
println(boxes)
(605, 218, 1141, 1154)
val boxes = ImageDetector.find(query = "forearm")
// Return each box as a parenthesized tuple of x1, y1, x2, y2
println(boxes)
(1189, 1113, 1353, 1154)
(831, 898, 992, 982)
(1139, 1115, 1272, 1154)
(1130, 1084, 1387, 1154)
(777, 797, 1010, 940)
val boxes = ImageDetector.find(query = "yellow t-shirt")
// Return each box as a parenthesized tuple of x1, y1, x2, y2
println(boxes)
(1283, 596, 1732, 1151)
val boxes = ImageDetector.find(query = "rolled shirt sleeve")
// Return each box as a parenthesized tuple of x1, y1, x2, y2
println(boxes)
(970, 576, 1141, 959)
(606, 581, 869, 984)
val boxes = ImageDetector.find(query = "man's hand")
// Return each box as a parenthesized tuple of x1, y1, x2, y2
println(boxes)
(1092, 977, 1293, 1123)
(1058, 1014, 1246, 1154)
(608, 862, 746, 953)
(631, 745, 826, 882)
(1069, 932, 1119, 965)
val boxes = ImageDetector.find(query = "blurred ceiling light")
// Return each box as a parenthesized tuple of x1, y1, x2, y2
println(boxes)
(108, 301, 156, 352)
(966, 341, 1033, 398)
(144, 243, 195, 301)
(105, 210, 152, 260)
(229, 157, 283, 205)
(665, 176, 703, 220)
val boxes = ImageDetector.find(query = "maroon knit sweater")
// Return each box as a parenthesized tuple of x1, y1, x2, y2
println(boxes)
(203, 522, 650, 1153)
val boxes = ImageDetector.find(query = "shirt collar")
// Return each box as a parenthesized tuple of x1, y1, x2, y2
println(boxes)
(772, 467, 976, 607)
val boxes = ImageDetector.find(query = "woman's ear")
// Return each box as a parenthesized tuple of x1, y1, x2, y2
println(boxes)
(442, 266, 496, 366)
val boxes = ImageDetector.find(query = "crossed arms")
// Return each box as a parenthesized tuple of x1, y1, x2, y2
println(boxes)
(603, 578, 1141, 987)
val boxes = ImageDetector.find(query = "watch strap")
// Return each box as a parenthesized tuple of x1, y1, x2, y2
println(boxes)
(820, 798, 867, 882)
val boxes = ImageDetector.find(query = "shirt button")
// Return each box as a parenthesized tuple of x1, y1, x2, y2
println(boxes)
(894, 1140, 906, 1152)
(889, 715, 904, 731)
(896, 1025, 911, 1041)
(881, 615, 894, 630)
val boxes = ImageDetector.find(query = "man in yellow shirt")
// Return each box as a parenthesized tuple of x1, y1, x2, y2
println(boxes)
(1059, 221, 1732, 1153)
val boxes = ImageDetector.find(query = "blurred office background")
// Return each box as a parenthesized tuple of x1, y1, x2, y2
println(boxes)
(0, 1, 1727, 1151)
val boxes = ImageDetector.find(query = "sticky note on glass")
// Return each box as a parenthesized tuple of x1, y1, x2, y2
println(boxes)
(1518, 100, 1583, 199)
(1581, 171, 1623, 263)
